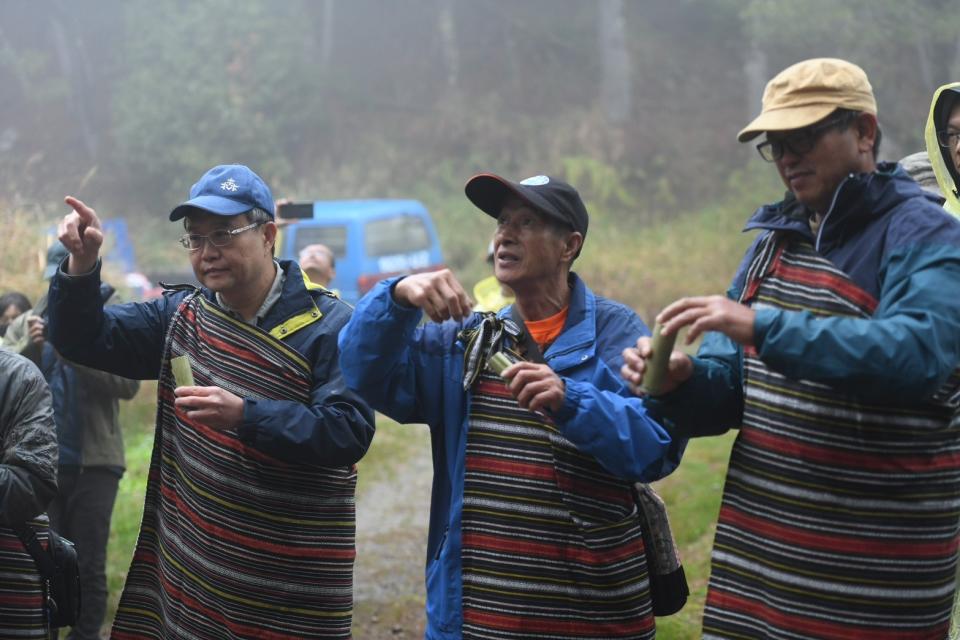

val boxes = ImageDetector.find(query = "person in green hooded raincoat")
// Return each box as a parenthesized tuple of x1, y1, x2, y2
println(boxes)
(925, 83, 960, 215)
(926, 80, 960, 640)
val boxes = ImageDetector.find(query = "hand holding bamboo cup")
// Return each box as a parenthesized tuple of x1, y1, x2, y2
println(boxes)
(486, 351, 515, 378)
(639, 322, 677, 396)
(171, 355, 195, 388)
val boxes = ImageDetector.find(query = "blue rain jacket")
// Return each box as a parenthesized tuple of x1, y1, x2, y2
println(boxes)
(338, 273, 685, 639)
(649, 163, 960, 435)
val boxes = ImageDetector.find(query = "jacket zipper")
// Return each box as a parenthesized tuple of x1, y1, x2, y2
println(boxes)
(435, 526, 449, 560)
(815, 173, 854, 252)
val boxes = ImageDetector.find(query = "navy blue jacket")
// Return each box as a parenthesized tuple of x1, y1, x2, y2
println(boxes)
(338, 273, 684, 639)
(46, 260, 375, 467)
(651, 163, 960, 434)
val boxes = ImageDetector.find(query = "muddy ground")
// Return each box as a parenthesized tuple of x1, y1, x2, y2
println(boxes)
(353, 427, 432, 639)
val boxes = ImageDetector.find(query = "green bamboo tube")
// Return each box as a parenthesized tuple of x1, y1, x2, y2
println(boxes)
(640, 322, 677, 396)
(171, 355, 195, 387)
(486, 351, 514, 378)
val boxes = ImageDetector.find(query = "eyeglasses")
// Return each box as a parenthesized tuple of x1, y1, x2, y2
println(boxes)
(179, 222, 263, 251)
(756, 113, 856, 162)
(936, 130, 960, 149)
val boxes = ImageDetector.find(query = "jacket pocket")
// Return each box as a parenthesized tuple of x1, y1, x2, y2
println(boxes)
(425, 526, 458, 632)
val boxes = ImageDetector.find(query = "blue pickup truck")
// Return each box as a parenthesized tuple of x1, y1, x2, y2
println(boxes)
(277, 199, 445, 305)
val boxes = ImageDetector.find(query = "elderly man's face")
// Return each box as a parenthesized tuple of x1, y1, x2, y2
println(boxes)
(768, 112, 875, 214)
(493, 198, 571, 294)
(185, 212, 276, 298)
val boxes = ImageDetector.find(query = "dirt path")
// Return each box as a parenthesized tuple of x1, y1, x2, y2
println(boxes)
(353, 427, 433, 639)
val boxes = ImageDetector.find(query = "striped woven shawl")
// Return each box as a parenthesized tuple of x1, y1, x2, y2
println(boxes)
(0, 516, 49, 638)
(111, 294, 357, 640)
(702, 233, 960, 639)
(461, 367, 655, 639)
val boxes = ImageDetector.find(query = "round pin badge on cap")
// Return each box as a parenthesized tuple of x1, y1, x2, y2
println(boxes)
(520, 176, 550, 186)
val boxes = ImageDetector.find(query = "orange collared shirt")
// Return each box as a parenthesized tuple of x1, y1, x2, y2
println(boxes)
(524, 306, 569, 351)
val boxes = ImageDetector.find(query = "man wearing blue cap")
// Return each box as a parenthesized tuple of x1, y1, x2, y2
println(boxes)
(46, 164, 375, 639)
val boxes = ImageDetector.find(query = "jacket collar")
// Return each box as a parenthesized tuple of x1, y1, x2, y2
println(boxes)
(202, 259, 316, 329)
(500, 272, 596, 370)
(743, 162, 936, 252)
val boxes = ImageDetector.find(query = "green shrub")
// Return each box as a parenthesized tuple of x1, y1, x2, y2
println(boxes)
(0, 206, 47, 301)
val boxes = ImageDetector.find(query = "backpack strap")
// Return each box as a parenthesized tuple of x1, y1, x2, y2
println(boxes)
(10, 521, 55, 578)
(509, 306, 546, 364)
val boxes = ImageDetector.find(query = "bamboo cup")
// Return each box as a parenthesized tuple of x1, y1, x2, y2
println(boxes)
(486, 351, 514, 378)
(171, 355, 195, 388)
(639, 322, 676, 396)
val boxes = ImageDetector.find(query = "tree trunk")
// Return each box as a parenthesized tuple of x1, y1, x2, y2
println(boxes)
(437, 0, 459, 91)
(598, 0, 631, 124)
(743, 8, 767, 125)
(319, 0, 335, 78)
(49, 0, 98, 161)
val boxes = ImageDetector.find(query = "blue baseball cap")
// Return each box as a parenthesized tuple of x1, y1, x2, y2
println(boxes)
(43, 242, 70, 280)
(169, 164, 275, 221)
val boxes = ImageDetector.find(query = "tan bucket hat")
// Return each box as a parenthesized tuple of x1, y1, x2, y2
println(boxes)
(738, 58, 877, 142)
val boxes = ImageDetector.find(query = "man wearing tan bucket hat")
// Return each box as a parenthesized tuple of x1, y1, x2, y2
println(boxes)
(623, 58, 960, 638)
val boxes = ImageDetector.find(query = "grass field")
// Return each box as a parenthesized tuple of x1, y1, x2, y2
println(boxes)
(650, 432, 736, 637)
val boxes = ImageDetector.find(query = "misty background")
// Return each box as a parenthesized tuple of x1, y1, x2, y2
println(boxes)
(2, 0, 960, 300)
(5, 3, 960, 635)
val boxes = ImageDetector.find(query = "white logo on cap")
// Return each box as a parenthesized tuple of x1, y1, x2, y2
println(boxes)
(221, 178, 239, 192)
(520, 175, 550, 186)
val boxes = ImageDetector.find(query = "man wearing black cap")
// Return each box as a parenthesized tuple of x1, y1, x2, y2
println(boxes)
(339, 173, 684, 639)
(46, 164, 375, 639)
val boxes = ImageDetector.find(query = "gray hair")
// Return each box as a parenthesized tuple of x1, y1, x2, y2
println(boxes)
(247, 207, 276, 256)
(246, 208, 272, 225)
(181, 207, 273, 229)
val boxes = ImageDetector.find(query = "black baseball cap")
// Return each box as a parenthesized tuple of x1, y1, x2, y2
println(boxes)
(465, 173, 589, 239)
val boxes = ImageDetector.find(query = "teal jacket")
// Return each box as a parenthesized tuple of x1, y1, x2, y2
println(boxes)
(650, 163, 960, 435)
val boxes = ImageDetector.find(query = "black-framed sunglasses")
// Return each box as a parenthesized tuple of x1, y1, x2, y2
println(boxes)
(178, 221, 264, 251)
(936, 130, 960, 149)
(756, 112, 857, 163)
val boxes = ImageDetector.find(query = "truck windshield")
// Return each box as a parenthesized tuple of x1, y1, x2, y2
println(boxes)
(365, 215, 431, 256)
(294, 225, 348, 258)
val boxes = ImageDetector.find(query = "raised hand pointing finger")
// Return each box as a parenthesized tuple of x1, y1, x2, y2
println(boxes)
(60, 196, 104, 274)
